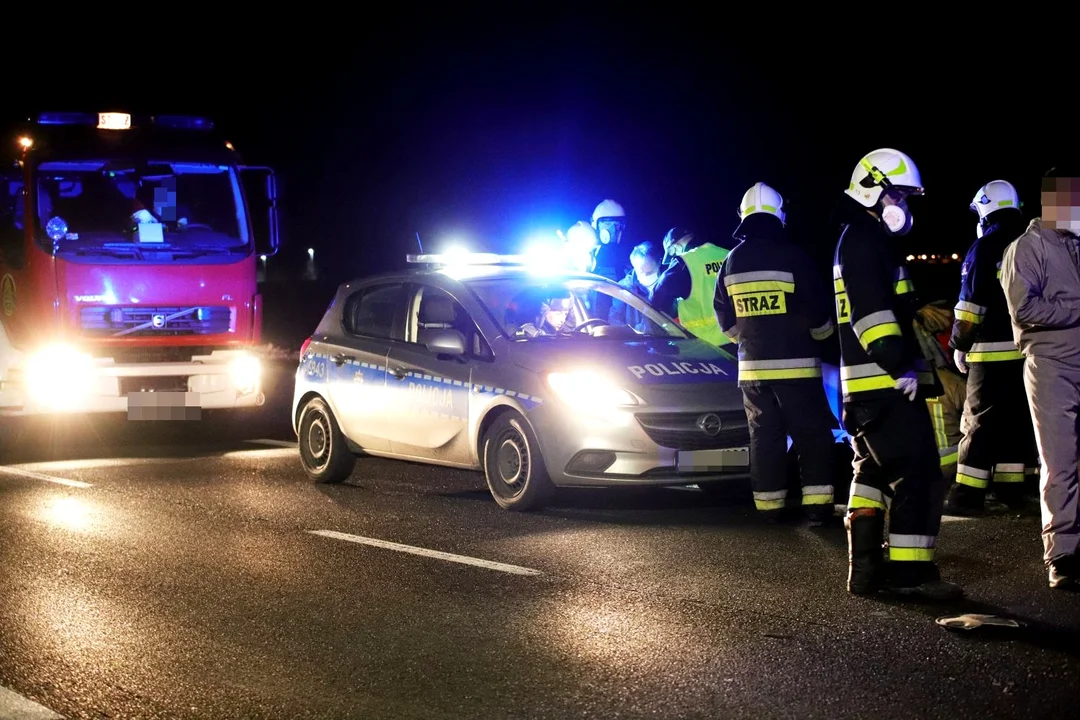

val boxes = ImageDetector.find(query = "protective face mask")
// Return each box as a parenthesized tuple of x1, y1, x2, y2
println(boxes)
(881, 201, 912, 236)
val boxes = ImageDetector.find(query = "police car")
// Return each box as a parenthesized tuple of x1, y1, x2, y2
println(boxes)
(292, 251, 751, 511)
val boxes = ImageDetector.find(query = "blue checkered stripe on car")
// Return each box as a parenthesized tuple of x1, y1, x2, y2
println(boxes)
(303, 353, 542, 413)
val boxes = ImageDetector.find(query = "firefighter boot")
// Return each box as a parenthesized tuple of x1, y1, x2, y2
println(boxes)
(886, 561, 964, 601)
(944, 482, 985, 516)
(991, 481, 1029, 510)
(846, 508, 886, 595)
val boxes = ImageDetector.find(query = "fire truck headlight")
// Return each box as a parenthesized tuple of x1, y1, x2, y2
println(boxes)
(25, 345, 94, 409)
(231, 354, 261, 395)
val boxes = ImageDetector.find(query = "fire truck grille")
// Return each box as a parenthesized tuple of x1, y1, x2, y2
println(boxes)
(80, 306, 232, 337)
(88, 345, 224, 364)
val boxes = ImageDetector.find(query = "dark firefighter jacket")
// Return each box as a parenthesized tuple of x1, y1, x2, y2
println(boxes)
(832, 198, 943, 404)
(713, 213, 836, 387)
(950, 210, 1029, 363)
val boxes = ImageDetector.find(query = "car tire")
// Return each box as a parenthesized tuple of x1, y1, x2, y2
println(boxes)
(483, 411, 554, 511)
(297, 396, 356, 483)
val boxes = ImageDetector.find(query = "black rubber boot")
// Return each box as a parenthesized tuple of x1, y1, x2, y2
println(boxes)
(992, 482, 1030, 510)
(886, 561, 964, 601)
(804, 504, 838, 528)
(846, 508, 886, 595)
(944, 482, 985, 516)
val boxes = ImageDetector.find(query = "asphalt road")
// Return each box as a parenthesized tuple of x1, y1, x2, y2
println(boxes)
(1, 363, 1078, 720)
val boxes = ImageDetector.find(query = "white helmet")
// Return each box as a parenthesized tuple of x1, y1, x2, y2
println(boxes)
(738, 182, 786, 225)
(970, 180, 1021, 223)
(844, 148, 925, 208)
(591, 199, 626, 226)
(566, 220, 598, 248)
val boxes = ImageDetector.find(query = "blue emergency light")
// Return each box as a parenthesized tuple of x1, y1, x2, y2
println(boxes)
(34, 112, 214, 131)
(407, 252, 528, 265)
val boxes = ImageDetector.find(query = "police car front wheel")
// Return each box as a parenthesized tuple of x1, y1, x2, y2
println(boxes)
(482, 411, 554, 511)
(298, 397, 356, 484)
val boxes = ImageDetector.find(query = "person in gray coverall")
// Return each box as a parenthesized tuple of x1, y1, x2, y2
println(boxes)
(1000, 165, 1080, 590)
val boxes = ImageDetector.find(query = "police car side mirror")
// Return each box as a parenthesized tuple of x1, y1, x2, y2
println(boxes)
(426, 329, 467, 358)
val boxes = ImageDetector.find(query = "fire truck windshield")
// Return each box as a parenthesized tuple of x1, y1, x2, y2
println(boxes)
(35, 160, 250, 260)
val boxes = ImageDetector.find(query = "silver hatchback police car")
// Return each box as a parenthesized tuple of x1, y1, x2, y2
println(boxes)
(292, 253, 751, 511)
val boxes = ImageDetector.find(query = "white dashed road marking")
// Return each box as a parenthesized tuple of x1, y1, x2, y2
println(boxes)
(308, 530, 542, 576)
(0, 685, 63, 719)
(247, 439, 298, 448)
(0, 466, 92, 489)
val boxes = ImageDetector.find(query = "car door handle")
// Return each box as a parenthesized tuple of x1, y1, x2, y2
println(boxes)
(389, 366, 414, 380)
(331, 353, 355, 366)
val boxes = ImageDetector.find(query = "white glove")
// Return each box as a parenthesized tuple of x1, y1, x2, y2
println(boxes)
(894, 371, 918, 401)
(954, 349, 968, 374)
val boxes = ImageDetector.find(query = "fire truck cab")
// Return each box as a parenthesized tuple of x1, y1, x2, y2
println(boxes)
(0, 111, 279, 419)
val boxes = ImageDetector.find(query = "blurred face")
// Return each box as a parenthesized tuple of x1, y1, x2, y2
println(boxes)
(1042, 177, 1080, 232)
(632, 254, 659, 285)
(544, 297, 571, 329)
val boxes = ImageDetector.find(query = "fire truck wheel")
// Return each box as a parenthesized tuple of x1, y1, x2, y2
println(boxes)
(297, 396, 356, 483)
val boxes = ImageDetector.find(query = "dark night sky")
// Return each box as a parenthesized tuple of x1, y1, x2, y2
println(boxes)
(6, 13, 1078, 289)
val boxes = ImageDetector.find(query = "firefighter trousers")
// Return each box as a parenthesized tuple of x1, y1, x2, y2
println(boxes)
(843, 394, 946, 565)
(926, 368, 966, 484)
(957, 359, 1039, 493)
(743, 383, 837, 513)
(1023, 355, 1080, 563)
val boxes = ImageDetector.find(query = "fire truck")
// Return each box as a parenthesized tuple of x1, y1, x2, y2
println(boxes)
(0, 111, 279, 420)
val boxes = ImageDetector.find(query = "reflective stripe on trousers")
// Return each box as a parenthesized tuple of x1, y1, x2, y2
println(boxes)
(848, 484, 945, 559)
(926, 397, 958, 467)
(753, 485, 834, 511)
(957, 462, 1026, 489)
(889, 533, 936, 562)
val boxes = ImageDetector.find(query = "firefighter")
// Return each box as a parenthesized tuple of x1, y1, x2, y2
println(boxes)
(590, 199, 632, 319)
(590, 199, 632, 281)
(651, 231, 731, 350)
(914, 301, 967, 485)
(947, 180, 1038, 515)
(833, 148, 963, 600)
(713, 182, 838, 525)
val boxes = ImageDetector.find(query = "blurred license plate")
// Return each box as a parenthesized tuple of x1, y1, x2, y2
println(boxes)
(678, 447, 749, 471)
(127, 391, 202, 421)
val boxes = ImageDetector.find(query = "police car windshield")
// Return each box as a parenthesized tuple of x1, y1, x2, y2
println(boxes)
(36, 160, 248, 256)
(464, 276, 687, 340)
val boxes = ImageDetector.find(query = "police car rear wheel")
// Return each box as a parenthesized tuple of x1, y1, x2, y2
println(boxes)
(298, 397, 355, 483)
(483, 411, 554, 511)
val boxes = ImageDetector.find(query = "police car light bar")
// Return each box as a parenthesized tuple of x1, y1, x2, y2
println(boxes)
(406, 252, 529, 265)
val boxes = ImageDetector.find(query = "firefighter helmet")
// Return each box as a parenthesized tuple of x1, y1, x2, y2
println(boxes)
(844, 148, 925, 208)
(970, 180, 1021, 223)
(738, 182, 786, 225)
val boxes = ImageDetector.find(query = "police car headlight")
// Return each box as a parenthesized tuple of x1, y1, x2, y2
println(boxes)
(25, 344, 94, 409)
(231, 354, 261, 395)
(546, 371, 640, 410)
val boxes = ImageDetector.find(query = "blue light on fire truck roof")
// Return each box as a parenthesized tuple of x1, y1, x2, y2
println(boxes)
(37, 112, 97, 126)
(34, 112, 215, 131)
(154, 115, 214, 130)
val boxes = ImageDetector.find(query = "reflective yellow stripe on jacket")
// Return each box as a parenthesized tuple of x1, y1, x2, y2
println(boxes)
(967, 340, 1023, 363)
(738, 357, 823, 383)
(840, 361, 934, 397)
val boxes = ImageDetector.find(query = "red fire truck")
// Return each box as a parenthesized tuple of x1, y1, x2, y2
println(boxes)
(0, 111, 279, 420)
